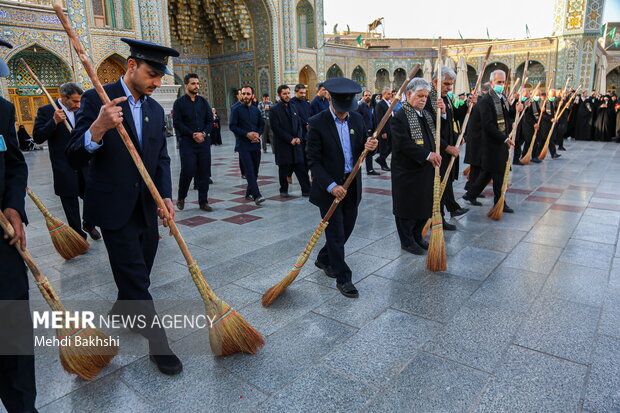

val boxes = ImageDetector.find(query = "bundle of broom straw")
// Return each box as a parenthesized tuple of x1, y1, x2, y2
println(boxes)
(261, 64, 421, 307)
(487, 82, 541, 220)
(426, 38, 447, 272)
(0, 210, 117, 380)
(27, 187, 89, 259)
(538, 84, 581, 160)
(54, 5, 264, 356)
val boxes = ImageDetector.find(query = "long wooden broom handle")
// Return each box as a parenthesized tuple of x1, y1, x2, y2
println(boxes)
(541, 85, 581, 147)
(20, 58, 72, 133)
(434, 37, 443, 161)
(319, 64, 421, 222)
(53, 5, 197, 270)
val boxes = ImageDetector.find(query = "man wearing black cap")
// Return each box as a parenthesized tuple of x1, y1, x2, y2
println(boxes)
(66, 38, 182, 375)
(0, 39, 37, 412)
(306, 78, 378, 298)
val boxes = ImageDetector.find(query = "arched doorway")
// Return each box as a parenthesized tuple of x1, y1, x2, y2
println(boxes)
(515, 60, 546, 88)
(467, 65, 477, 91)
(296, 0, 316, 48)
(6, 45, 73, 134)
(393, 68, 406, 89)
(299, 65, 318, 99)
(375, 68, 390, 93)
(607, 66, 620, 94)
(326, 64, 343, 79)
(482, 62, 510, 86)
(97, 54, 126, 85)
(351, 66, 366, 89)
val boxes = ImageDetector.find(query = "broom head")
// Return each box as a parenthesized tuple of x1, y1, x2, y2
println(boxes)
(426, 212, 447, 272)
(538, 146, 548, 160)
(463, 165, 470, 179)
(58, 324, 119, 381)
(487, 194, 505, 220)
(46, 215, 89, 259)
(262, 270, 297, 307)
(520, 151, 532, 165)
(207, 298, 265, 356)
(421, 218, 431, 239)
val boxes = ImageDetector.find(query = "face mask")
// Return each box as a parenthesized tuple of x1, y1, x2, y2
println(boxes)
(493, 85, 504, 94)
(549, 97, 556, 102)
(447, 91, 454, 99)
(521, 97, 527, 102)
(533, 96, 540, 102)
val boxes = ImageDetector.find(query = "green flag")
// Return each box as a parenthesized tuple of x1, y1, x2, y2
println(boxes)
(609, 27, 617, 40)
(601, 24, 606, 37)
(526, 24, 530, 38)
(356, 34, 363, 46)
(615, 40, 620, 48)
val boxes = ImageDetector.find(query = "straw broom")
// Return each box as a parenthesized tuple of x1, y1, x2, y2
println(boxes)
(54, 5, 263, 356)
(0, 210, 117, 380)
(421, 46, 492, 239)
(425, 37, 447, 272)
(539, 84, 580, 160)
(26, 187, 89, 259)
(519, 81, 546, 164)
(487, 82, 540, 220)
(262, 64, 422, 307)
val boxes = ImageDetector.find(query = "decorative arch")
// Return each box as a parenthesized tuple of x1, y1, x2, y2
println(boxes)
(375, 68, 390, 92)
(351, 65, 366, 88)
(515, 60, 546, 88)
(296, 0, 316, 48)
(483, 61, 510, 85)
(327, 64, 343, 79)
(299, 65, 318, 98)
(96, 53, 127, 85)
(607, 66, 620, 94)
(393, 68, 406, 89)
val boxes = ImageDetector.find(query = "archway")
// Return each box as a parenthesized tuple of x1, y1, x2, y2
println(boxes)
(607, 66, 620, 94)
(352, 65, 366, 89)
(326, 64, 343, 79)
(97, 54, 126, 85)
(393, 68, 406, 89)
(515, 60, 546, 88)
(467, 65, 477, 91)
(296, 0, 315, 48)
(482, 62, 510, 86)
(299, 65, 318, 99)
(375, 68, 390, 93)
(6, 44, 73, 134)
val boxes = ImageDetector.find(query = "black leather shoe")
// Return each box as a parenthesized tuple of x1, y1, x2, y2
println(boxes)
(149, 354, 183, 375)
(478, 193, 486, 198)
(315, 260, 335, 278)
(558, 146, 566, 151)
(401, 244, 425, 255)
(254, 196, 266, 205)
(337, 282, 359, 298)
(414, 238, 429, 250)
(241, 174, 246, 179)
(280, 192, 291, 198)
(513, 160, 523, 165)
(245, 195, 253, 200)
(450, 207, 469, 217)
(199, 203, 213, 212)
(367, 170, 380, 175)
(442, 220, 456, 231)
(552, 153, 562, 159)
(503, 204, 515, 213)
(463, 194, 482, 206)
(83, 226, 101, 241)
(380, 165, 391, 172)
(177, 199, 185, 210)
(531, 157, 542, 163)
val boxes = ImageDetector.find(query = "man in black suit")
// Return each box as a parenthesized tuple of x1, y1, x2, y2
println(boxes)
(66, 38, 181, 375)
(464, 83, 489, 203)
(290, 83, 312, 173)
(374, 87, 393, 171)
(270, 85, 310, 197)
(307, 78, 378, 298)
(0, 39, 37, 413)
(309, 82, 329, 116)
(463, 70, 522, 213)
(357, 90, 379, 175)
(172, 73, 214, 212)
(33, 82, 101, 241)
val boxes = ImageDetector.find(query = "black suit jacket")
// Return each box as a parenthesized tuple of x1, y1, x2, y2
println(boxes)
(374, 99, 391, 137)
(479, 91, 515, 173)
(306, 110, 366, 209)
(0, 97, 27, 223)
(33, 102, 88, 197)
(66, 79, 172, 230)
(357, 101, 374, 136)
(464, 101, 482, 166)
(269, 101, 304, 166)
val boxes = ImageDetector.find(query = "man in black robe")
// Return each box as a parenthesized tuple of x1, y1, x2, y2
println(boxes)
(464, 83, 489, 203)
(575, 92, 593, 140)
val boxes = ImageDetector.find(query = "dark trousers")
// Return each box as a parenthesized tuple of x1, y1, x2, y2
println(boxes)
(376, 135, 392, 165)
(261, 119, 274, 153)
(0, 236, 36, 413)
(60, 196, 90, 238)
(239, 149, 261, 199)
(178, 139, 211, 205)
(317, 182, 358, 285)
(464, 165, 481, 192)
(441, 179, 461, 215)
(365, 148, 377, 172)
(466, 170, 504, 204)
(100, 202, 168, 348)
(238, 156, 246, 176)
(514, 131, 525, 160)
(278, 163, 310, 194)
(395, 216, 427, 247)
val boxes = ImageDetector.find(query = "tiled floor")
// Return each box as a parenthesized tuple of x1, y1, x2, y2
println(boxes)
(10, 130, 620, 413)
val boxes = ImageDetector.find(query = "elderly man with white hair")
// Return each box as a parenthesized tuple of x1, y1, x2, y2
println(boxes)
(463, 69, 523, 213)
(390, 77, 447, 255)
(425, 66, 471, 231)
